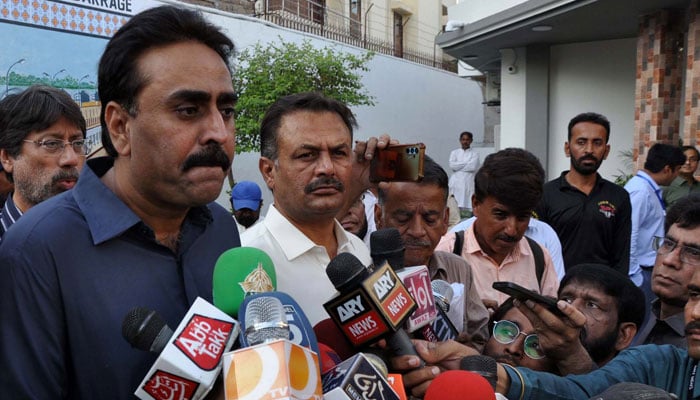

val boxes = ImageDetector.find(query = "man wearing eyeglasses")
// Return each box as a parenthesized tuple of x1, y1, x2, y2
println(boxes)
(0, 85, 86, 239)
(632, 194, 700, 349)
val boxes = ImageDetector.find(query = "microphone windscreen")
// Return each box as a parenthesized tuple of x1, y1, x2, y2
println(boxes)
(213, 247, 277, 317)
(313, 318, 356, 360)
(460, 355, 498, 390)
(362, 352, 389, 378)
(326, 252, 368, 291)
(431, 279, 454, 311)
(121, 307, 173, 354)
(425, 370, 496, 400)
(244, 296, 289, 345)
(370, 228, 405, 270)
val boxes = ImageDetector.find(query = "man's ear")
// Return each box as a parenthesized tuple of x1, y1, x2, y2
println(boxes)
(103, 101, 132, 157)
(259, 157, 275, 192)
(614, 322, 637, 351)
(0, 149, 14, 174)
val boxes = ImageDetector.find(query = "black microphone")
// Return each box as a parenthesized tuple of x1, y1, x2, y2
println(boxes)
(323, 252, 423, 365)
(370, 228, 405, 270)
(460, 355, 498, 390)
(122, 307, 173, 353)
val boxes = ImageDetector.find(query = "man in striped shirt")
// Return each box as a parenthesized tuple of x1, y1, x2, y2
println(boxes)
(0, 85, 86, 239)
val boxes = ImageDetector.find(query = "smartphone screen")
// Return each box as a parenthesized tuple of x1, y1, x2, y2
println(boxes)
(369, 143, 426, 182)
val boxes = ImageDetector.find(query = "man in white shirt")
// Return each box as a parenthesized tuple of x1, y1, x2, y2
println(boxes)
(448, 131, 480, 216)
(242, 92, 390, 325)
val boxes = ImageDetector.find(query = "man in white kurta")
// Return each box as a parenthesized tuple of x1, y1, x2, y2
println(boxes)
(448, 131, 480, 212)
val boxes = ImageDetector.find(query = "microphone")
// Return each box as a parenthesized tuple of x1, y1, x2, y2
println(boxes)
(122, 298, 239, 400)
(313, 318, 356, 360)
(386, 374, 409, 400)
(370, 228, 437, 333)
(460, 355, 498, 390)
(424, 370, 496, 400)
(222, 295, 323, 399)
(238, 291, 321, 356)
(417, 279, 459, 342)
(213, 247, 277, 317)
(322, 353, 400, 400)
(322, 253, 422, 364)
(318, 343, 344, 374)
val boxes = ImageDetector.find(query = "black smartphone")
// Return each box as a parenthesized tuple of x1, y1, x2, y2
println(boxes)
(369, 143, 426, 182)
(492, 281, 565, 318)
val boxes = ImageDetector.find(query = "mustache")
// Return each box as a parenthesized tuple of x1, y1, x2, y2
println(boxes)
(685, 321, 700, 334)
(496, 234, 519, 243)
(52, 168, 80, 184)
(403, 239, 432, 247)
(577, 155, 598, 162)
(304, 176, 344, 194)
(182, 144, 231, 172)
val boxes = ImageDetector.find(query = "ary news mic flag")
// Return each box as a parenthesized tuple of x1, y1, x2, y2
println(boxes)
(370, 228, 438, 334)
(238, 291, 320, 356)
(213, 247, 277, 317)
(223, 294, 322, 400)
(123, 297, 239, 400)
(323, 253, 416, 347)
(322, 353, 399, 400)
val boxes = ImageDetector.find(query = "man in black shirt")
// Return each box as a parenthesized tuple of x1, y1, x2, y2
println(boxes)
(535, 112, 631, 275)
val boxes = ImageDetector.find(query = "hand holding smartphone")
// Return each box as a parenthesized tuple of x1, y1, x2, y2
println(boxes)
(369, 143, 426, 182)
(492, 281, 566, 318)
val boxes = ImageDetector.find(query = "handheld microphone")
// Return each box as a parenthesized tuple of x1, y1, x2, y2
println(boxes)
(424, 370, 496, 400)
(213, 247, 277, 317)
(460, 355, 498, 390)
(313, 318, 356, 360)
(238, 291, 320, 356)
(122, 298, 239, 400)
(417, 279, 459, 342)
(322, 353, 400, 400)
(318, 343, 344, 374)
(222, 295, 323, 400)
(370, 228, 438, 333)
(323, 253, 423, 365)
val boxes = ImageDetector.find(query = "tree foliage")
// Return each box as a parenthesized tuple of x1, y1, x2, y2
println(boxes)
(232, 38, 375, 153)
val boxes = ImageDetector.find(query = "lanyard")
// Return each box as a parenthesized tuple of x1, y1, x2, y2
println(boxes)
(690, 361, 698, 399)
(636, 172, 665, 211)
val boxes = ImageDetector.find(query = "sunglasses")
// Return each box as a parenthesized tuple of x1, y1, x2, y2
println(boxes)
(492, 320, 545, 360)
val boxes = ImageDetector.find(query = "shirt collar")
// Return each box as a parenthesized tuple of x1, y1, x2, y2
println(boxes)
(558, 170, 604, 190)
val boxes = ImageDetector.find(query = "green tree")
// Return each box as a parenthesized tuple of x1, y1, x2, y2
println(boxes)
(233, 38, 375, 153)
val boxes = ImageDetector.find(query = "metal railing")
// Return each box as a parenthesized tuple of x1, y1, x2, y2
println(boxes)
(255, 0, 456, 72)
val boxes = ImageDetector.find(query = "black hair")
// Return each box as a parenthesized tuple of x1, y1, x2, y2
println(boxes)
(567, 112, 610, 143)
(460, 131, 473, 140)
(643, 143, 686, 173)
(98, 5, 234, 157)
(681, 145, 700, 160)
(259, 91, 357, 160)
(665, 193, 700, 232)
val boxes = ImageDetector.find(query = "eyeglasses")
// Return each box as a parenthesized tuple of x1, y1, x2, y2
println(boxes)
(492, 320, 544, 359)
(653, 236, 700, 266)
(23, 139, 88, 156)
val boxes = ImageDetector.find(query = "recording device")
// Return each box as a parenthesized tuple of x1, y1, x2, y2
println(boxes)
(212, 247, 277, 317)
(460, 355, 498, 390)
(222, 295, 323, 400)
(238, 291, 320, 356)
(370, 228, 437, 332)
(417, 279, 459, 342)
(369, 143, 426, 182)
(322, 353, 399, 400)
(424, 370, 496, 400)
(122, 298, 239, 400)
(492, 281, 565, 318)
(322, 253, 422, 364)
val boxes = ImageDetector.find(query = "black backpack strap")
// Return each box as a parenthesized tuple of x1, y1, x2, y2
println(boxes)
(453, 230, 465, 256)
(526, 236, 544, 290)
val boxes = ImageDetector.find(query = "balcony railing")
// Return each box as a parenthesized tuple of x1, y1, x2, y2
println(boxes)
(255, 0, 456, 72)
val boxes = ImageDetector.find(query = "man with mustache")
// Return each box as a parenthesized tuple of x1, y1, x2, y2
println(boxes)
(436, 148, 559, 311)
(632, 194, 700, 349)
(242, 92, 391, 325)
(374, 155, 489, 350)
(0, 6, 242, 399)
(0, 85, 86, 240)
(391, 194, 700, 399)
(535, 112, 632, 277)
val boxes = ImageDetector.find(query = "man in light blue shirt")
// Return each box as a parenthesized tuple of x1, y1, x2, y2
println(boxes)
(450, 216, 565, 280)
(625, 143, 685, 308)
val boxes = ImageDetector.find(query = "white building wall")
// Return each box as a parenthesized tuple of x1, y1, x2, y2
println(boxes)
(547, 38, 636, 182)
(499, 47, 528, 148)
(195, 7, 484, 211)
(448, 0, 529, 23)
